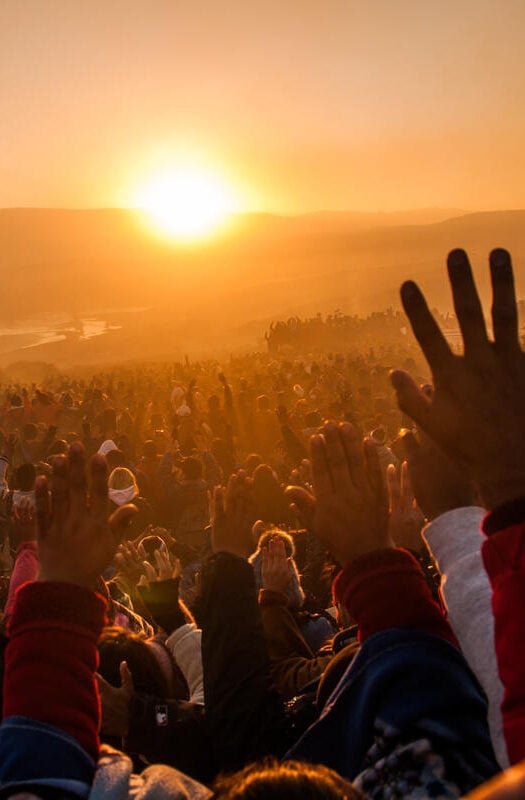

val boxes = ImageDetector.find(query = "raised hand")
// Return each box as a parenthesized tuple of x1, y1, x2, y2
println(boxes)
(286, 421, 391, 567)
(96, 660, 135, 737)
(392, 249, 525, 509)
(387, 462, 425, 551)
(261, 537, 293, 594)
(36, 443, 137, 588)
(114, 539, 145, 587)
(211, 470, 255, 559)
(401, 430, 478, 520)
(154, 548, 181, 580)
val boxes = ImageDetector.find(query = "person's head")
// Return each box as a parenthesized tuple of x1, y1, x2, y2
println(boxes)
(370, 426, 386, 445)
(98, 626, 168, 697)
(244, 453, 263, 476)
(22, 423, 37, 442)
(257, 394, 270, 412)
(101, 407, 117, 433)
(208, 394, 221, 412)
(212, 759, 362, 799)
(138, 534, 167, 562)
(47, 439, 69, 457)
(142, 439, 157, 459)
(252, 464, 279, 494)
(14, 463, 36, 492)
(304, 411, 322, 429)
(180, 455, 203, 481)
(108, 467, 138, 506)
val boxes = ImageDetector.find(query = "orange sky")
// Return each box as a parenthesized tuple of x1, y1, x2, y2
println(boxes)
(2, 0, 525, 213)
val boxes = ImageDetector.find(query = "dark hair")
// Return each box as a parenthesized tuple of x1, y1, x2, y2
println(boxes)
(14, 463, 36, 492)
(305, 411, 322, 428)
(101, 407, 117, 431)
(212, 759, 362, 799)
(22, 423, 37, 441)
(98, 626, 168, 698)
(181, 456, 203, 481)
(142, 440, 157, 459)
(244, 453, 263, 476)
(106, 448, 125, 471)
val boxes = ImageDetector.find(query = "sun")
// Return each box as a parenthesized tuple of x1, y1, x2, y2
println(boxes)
(134, 166, 236, 240)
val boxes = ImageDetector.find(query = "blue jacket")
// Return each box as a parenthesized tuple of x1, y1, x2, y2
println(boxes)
(289, 629, 500, 796)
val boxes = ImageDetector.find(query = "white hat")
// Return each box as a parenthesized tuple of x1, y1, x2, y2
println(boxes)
(98, 439, 118, 457)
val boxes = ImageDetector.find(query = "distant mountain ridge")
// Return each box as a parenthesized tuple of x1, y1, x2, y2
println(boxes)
(0, 207, 523, 363)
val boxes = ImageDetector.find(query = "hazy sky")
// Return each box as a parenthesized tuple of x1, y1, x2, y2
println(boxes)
(2, 0, 525, 213)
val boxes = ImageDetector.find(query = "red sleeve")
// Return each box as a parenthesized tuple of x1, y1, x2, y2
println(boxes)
(482, 519, 525, 765)
(333, 547, 458, 647)
(4, 581, 106, 762)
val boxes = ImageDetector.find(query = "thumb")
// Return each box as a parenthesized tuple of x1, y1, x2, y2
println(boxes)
(119, 660, 135, 697)
(285, 485, 315, 508)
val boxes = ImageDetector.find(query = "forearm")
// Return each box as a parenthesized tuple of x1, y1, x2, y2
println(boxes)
(259, 597, 330, 698)
(334, 547, 457, 646)
(200, 552, 289, 770)
(3, 581, 106, 762)
(166, 623, 204, 704)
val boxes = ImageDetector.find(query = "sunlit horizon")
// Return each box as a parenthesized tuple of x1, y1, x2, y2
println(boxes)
(131, 165, 241, 241)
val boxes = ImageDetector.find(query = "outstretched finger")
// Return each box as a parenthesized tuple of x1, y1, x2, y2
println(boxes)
(310, 433, 333, 498)
(34, 475, 51, 540)
(401, 430, 420, 462)
(90, 454, 109, 521)
(68, 442, 87, 517)
(50, 455, 69, 531)
(391, 370, 432, 430)
(363, 438, 385, 499)
(400, 460, 414, 506)
(322, 422, 353, 492)
(386, 464, 400, 514)
(447, 249, 489, 355)
(400, 280, 453, 374)
(490, 248, 519, 352)
(285, 485, 315, 530)
(212, 485, 226, 527)
(340, 422, 366, 488)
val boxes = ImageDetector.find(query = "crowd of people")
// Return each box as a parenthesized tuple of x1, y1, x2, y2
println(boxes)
(264, 308, 460, 353)
(0, 247, 524, 799)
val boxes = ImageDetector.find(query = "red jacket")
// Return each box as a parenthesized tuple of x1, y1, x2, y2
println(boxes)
(482, 504, 525, 765)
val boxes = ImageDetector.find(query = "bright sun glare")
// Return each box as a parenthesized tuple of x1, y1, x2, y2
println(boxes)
(135, 167, 236, 240)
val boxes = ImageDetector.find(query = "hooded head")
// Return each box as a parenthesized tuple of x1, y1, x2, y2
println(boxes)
(108, 467, 138, 506)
